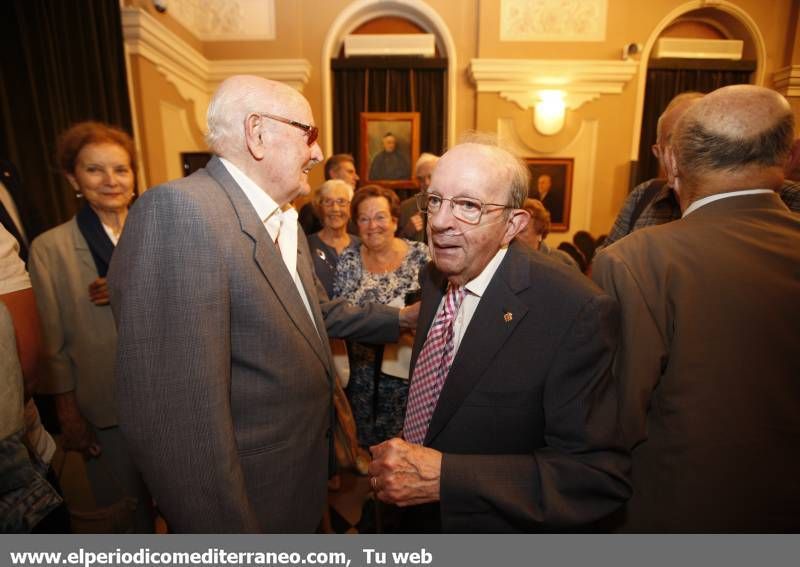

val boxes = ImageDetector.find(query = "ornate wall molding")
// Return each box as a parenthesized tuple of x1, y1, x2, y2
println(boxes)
(122, 7, 310, 131)
(773, 65, 800, 97)
(469, 59, 638, 112)
(207, 59, 311, 91)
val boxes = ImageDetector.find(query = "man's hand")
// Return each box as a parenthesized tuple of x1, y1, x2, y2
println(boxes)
(407, 214, 424, 233)
(368, 437, 442, 506)
(88, 277, 110, 306)
(398, 302, 420, 329)
(400, 214, 424, 239)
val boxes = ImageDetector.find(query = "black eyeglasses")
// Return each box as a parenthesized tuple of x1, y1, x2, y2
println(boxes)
(257, 112, 319, 146)
(416, 192, 510, 225)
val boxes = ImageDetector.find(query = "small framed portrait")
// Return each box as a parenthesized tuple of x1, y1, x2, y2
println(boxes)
(525, 158, 574, 232)
(360, 112, 420, 188)
(180, 152, 212, 177)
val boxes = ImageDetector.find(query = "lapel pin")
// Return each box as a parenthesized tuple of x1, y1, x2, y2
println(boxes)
(503, 312, 513, 323)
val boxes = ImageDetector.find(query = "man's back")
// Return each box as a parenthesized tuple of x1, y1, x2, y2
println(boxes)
(594, 192, 800, 531)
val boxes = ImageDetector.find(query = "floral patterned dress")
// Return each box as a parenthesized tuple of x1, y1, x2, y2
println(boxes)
(333, 240, 430, 446)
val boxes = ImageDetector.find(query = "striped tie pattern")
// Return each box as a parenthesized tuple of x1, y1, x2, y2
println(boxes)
(403, 284, 466, 444)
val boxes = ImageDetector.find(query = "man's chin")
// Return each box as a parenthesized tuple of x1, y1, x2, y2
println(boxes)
(431, 247, 463, 273)
(296, 179, 311, 197)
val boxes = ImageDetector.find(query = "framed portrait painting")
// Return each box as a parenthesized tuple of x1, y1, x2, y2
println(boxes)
(360, 112, 420, 188)
(525, 157, 574, 232)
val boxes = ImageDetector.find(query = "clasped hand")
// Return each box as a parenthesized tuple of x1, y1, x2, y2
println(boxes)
(368, 437, 442, 506)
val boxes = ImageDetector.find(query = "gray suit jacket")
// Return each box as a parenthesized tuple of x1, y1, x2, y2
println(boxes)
(29, 218, 119, 428)
(109, 157, 397, 533)
(593, 192, 800, 532)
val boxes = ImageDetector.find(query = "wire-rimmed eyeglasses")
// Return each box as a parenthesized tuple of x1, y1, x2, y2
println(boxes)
(415, 192, 511, 225)
(257, 112, 319, 146)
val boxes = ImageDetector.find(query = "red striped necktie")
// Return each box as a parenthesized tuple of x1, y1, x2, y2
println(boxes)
(403, 284, 466, 445)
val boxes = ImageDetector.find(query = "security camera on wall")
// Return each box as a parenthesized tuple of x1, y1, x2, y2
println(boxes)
(622, 43, 643, 60)
(153, 0, 168, 13)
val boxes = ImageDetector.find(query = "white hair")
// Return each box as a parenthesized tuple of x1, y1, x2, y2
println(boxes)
(205, 76, 274, 157)
(415, 152, 439, 174)
(313, 179, 354, 204)
(453, 132, 530, 208)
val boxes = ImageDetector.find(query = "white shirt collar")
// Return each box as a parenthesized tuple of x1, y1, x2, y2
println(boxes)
(219, 157, 282, 231)
(682, 189, 773, 217)
(462, 246, 508, 298)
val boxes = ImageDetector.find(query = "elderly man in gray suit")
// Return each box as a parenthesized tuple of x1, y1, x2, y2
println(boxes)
(109, 76, 405, 533)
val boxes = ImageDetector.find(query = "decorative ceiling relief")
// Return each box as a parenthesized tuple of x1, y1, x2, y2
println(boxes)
(500, 0, 607, 42)
(168, 0, 276, 41)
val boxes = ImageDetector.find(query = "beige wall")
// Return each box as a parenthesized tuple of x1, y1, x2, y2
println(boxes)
(124, 0, 797, 239)
(126, 55, 207, 188)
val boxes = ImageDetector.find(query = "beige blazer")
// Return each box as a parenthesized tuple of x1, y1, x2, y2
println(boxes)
(29, 218, 118, 428)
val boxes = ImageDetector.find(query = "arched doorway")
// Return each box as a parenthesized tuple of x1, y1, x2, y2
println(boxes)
(629, 1, 766, 187)
(321, 0, 457, 159)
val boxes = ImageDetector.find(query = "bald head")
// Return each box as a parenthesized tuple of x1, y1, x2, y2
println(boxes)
(206, 75, 309, 158)
(656, 92, 704, 146)
(673, 85, 793, 179)
(440, 139, 530, 210)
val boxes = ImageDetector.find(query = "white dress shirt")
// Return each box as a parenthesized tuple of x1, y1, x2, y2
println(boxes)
(220, 158, 318, 331)
(428, 246, 508, 355)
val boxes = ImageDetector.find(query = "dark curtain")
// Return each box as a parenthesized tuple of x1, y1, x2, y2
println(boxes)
(0, 0, 133, 239)
(332, 57, 447, 188)
(634, 60, 754, 188)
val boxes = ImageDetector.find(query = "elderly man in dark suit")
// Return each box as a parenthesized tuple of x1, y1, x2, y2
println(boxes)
(368, 138, 630, 532)
(109, 76, 406, 533)
(593, 85, 800, 532)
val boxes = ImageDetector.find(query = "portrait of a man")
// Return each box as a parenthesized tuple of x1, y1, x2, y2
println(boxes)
(369, 131, 409, 180)
(526, 158, 573, 231)
(360, 113, 420, 186)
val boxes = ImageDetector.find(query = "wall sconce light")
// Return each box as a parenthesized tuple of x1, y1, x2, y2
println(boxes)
(534, 90, 566, 136)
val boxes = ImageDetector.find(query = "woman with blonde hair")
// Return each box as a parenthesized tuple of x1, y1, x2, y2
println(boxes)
(307, 179, 358, 297)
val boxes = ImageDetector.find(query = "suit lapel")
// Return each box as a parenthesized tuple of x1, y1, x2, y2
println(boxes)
(205, 157, 330, 373)
(71, 218, 97, 274)
(424, 243, 531, 445)
(296, 228, 334, 375)
(409, 265, 447, 374)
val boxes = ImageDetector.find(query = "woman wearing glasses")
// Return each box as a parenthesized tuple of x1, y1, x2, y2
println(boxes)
(333, 185, 429, 447)
(307, 179, 359, 298)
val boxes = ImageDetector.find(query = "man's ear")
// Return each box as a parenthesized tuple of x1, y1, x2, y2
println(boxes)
(651, 143, 661, 160)
(663, 145, 679, 186)
(502, 209, 530, 245)
(244, 113, 266, 160)
(784, 138, 800, 177)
